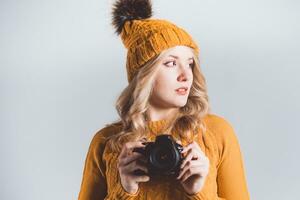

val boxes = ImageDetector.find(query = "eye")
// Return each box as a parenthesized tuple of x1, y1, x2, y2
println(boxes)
(164, 60, 176, 67)
(189, 61, 195, 68)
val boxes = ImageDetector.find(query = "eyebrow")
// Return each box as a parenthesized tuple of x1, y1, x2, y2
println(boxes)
(168, 55, 194, 60)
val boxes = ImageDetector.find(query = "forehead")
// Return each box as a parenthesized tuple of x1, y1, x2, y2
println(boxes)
(163, 45, 194, 59)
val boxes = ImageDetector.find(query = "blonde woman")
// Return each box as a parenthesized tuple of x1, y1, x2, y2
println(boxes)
(78, 0, 250, 199)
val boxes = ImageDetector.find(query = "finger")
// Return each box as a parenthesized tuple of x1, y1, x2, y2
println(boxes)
(119, 141, 146, 158)
(140, 157, 147, 164)
(181, 148, 201, 169)
(175, 140, 182, 145)
(180, 165, 208, 182)
(118, 152, 144, 167)
(123, 160, 148, 174)
(181, 144, 192, 154)
(139, 137, 148, 142)
(124, 141, 146, 152)
(129, 174, 150, 183)
(181, 142, 204, 156)
(177, 160, 203, 180)
(191, 141, 206, 156)
(180, 167, 201, 182)
(181, 142, 198, 154)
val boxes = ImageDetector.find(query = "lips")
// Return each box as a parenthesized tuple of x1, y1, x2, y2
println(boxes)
(175, 87, 188, 92)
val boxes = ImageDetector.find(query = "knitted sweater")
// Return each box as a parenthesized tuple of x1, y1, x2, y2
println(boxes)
(78, 114, 250, 200)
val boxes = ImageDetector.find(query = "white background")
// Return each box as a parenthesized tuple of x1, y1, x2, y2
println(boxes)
(1, 0, 299, 199)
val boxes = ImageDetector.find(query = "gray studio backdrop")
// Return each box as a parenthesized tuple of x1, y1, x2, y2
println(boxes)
(1, 0, 299, 199)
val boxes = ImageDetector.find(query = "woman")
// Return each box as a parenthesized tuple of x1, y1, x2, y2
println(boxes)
(78, 0, 250, 199)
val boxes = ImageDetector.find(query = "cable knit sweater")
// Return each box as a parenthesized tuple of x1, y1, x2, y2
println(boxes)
(78, 114, 250, 200)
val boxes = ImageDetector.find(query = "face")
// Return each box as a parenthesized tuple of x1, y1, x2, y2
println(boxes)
(149, 45, 195, 109)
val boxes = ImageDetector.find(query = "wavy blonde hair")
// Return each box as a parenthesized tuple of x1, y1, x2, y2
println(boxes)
(105, 47, 211, 152)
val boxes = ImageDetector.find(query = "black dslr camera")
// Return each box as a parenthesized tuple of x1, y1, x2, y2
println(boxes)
(133, 135, 184, 177)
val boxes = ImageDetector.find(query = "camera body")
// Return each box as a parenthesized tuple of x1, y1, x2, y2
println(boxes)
(133, 135, 184, 177)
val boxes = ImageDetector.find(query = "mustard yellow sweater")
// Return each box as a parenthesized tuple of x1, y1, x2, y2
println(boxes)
(78, 114, 250, 200)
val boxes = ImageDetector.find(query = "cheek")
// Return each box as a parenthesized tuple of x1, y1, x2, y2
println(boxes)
(154, 73, 174, 92)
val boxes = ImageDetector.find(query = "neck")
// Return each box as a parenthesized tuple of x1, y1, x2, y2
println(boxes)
(146, 104, 179, 122)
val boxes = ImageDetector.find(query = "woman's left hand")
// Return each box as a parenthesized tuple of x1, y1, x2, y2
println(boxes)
(176, 141, 210, 195)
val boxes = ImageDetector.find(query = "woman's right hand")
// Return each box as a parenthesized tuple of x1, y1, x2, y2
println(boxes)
(117, 141, 150, 194)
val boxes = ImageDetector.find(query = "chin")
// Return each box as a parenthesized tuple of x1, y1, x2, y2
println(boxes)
(173, 100, 188, 108)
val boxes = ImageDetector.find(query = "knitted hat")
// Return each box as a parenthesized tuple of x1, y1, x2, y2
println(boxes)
(112, 0, 200, 83)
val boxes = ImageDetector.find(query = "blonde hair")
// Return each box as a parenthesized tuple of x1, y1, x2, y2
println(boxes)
(105, 47, 211, 152)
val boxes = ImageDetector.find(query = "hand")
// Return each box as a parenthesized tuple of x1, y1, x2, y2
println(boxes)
(117, 141, 150, 194)
(176, 141, 210, 195)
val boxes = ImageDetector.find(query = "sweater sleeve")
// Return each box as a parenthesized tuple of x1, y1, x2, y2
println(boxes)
(78, 132, 108, 200)
(184, 191, 226, 200)
(213, 116, 250, 200)
(182, 178, 226, 200)
(183, 115, 250, 200)
(104, 178, 140, 200)
(103, 153, 141, 200)
(78, 131, 140, 200)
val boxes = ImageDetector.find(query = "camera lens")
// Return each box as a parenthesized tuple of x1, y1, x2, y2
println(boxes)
(150, 145, 176, 170)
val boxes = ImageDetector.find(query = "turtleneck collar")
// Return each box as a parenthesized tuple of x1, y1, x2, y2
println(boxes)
(146, 119, 169, 135)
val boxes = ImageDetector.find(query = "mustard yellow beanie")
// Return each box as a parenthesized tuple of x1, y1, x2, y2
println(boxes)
(112, 0, 200, 83)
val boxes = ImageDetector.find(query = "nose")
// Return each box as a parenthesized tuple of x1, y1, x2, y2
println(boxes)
(177, 67, 189, 82)
(177, 73, 187, 82)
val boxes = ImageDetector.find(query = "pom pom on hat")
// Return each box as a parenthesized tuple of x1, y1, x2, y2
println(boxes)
(112, 0, 153, 35)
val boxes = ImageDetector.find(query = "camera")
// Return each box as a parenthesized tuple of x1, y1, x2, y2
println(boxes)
(133, 135, 184, 177)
